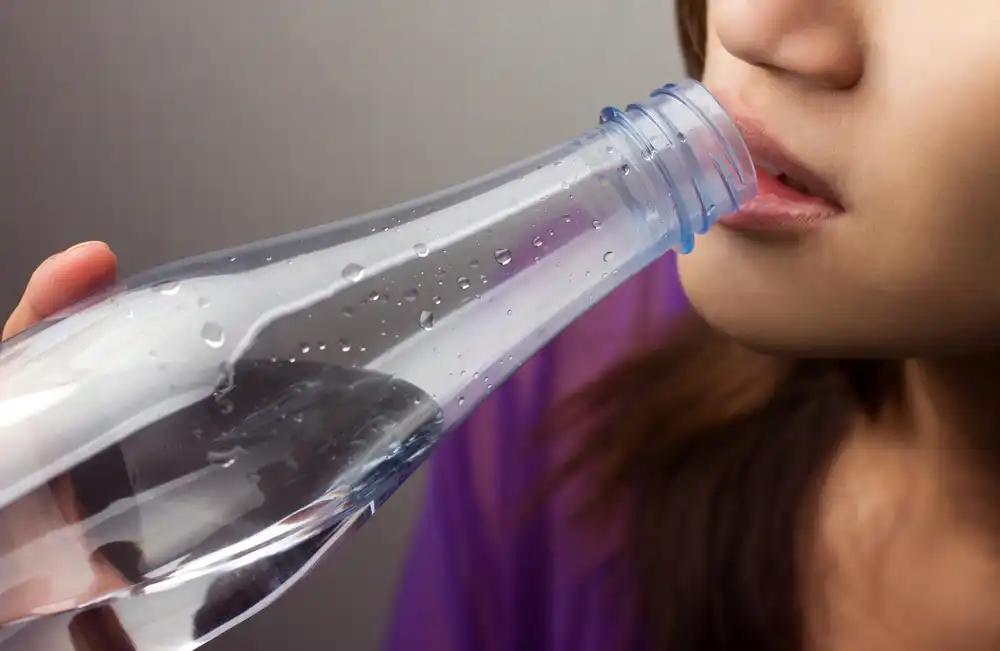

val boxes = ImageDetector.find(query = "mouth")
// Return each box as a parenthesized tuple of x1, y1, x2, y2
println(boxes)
(717, 114, 846, 234)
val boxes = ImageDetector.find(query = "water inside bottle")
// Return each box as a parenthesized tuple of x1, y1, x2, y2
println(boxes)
(0, 360, 443, 622)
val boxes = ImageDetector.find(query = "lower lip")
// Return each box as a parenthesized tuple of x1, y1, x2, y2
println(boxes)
(716, 168, 844, 234)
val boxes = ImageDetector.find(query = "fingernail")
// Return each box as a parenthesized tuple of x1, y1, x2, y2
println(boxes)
(64, 241, 104, 255)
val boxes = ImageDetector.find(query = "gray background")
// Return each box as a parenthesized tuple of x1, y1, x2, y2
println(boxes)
(0, 2, 683, 649)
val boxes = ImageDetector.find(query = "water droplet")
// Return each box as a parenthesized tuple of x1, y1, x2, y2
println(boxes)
(369, 290, 381, 302)
(641, 148, 654, 161)
(563, 213, 572, 223)
(603, 251, 615, 263)
(619, 164, 631, 176)
(126, 309, 134, 319)
(606, 145, 616, 155)
(159, 283, 181, 296)
(494, 249, 512, 266)
(532, 236, 544, 248)
(432, 295, 442, 305)
(318, 342, 327, 351)
(458, 276, 471, 290)
(470, 259, 480, 269)
(414, 243, 429, 257)
(404, 288, 419, 302)
(480, 275, 489, 284)
(342, 306, 354, 318)
(419, 310, 435, 330)
(229, 256, 237, 263)
(197, 297, 211, 308)
(289, 357, 297, 363)
(265, 256, 273, 263)
(339, 339, 351, 352)
(458, 396, 466, 406)
(562, 181, 570, 190)
(553, 160, 563, 167)
(678, 131, 687, 143)
(507, 309, 513, 316)
(300, 343, 311, 354)
(592, 219, 602, 229)
(292, 413, 305, 424)
(201, 322, 225, 348)
(342, 263, 364, 282)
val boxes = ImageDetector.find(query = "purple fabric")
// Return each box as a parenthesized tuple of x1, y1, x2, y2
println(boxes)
(385, 254, 687, 651)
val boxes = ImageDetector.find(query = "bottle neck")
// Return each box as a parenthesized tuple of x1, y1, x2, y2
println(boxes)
(598, 80, 756, 253)
(356, 82, 755, 420)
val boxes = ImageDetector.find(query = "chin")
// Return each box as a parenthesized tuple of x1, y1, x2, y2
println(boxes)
(677, 251, 918, 360)
(675, 229, 1000, 359)
(681, 286, 988, 361)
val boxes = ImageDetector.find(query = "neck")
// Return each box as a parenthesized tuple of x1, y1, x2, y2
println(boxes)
(892, 356, 1000, 530)
(902, 355, 1000, 446)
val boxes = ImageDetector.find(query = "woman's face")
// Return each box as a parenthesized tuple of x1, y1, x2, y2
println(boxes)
(678, 0, 1000, 357)
(679, 3, 1000, 649)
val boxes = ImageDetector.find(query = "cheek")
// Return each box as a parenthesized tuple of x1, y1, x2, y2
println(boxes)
(841, 30, 1000, 325)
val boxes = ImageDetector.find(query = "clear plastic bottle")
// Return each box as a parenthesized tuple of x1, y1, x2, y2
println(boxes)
(0, 79, 754, 647)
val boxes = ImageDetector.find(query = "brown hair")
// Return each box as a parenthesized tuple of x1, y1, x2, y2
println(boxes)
(543, 2, 904, 649)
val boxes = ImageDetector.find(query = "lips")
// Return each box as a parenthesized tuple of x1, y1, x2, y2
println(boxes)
(715, 113, 845, 234)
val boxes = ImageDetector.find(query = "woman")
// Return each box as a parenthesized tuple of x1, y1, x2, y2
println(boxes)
(8, 1, 1000, 650)
(386, 1, 1000, 650)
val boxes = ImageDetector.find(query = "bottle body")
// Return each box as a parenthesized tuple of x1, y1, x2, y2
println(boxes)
(0, 80, 754, 646)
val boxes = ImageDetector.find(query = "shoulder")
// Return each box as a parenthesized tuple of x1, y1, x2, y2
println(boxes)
(391, 255, 683, 651)
(428, 251, 687, 546)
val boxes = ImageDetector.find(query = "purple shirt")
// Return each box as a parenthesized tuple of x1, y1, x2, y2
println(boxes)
(385, 254, 687, 651)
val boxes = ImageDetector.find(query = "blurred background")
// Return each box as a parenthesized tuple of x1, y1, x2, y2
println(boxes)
(0, 1, 683, 649)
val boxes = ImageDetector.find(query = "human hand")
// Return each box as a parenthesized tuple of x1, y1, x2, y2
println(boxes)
(0, 240, 124, 625)
(2, 241, 117, 341)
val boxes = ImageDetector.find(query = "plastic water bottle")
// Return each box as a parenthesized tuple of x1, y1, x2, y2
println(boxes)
(0, 79, 754, 649)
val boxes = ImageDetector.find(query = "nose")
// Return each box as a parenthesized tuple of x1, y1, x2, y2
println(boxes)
(712, 0, 864, 90)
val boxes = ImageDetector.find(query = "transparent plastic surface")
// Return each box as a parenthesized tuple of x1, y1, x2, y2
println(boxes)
(0, 79, 754, 647)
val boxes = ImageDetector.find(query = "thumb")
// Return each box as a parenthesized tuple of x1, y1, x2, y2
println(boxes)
(3, 242, 118, 341)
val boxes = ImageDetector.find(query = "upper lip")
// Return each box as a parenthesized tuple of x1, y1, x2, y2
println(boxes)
(728, 114, 844, 209)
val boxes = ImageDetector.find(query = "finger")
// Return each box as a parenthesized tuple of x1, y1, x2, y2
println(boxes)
(3, 241, 118, 341)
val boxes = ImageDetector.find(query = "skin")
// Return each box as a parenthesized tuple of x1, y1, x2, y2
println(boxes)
(0, 241, 127, 623)
(678, 0, 1000, 649)
(7, 2, 1000, 643)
